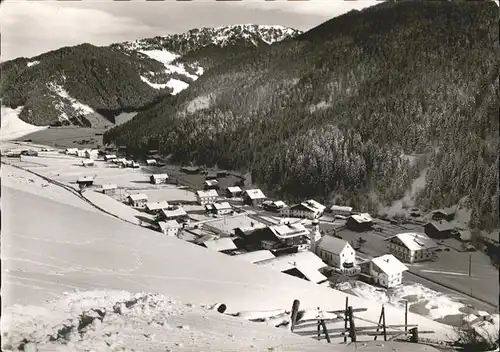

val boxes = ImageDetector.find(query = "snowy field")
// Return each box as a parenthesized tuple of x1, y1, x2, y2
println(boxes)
(138, 188, 196, 203)
(1, 106, 48, 140)
(1, 291, 445, 352)
(2, 185, 455, 345)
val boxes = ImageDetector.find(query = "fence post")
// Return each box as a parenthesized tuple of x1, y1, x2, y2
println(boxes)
(410, 327, 419, 343)
(405, 301, 408, 333)
(348, 306, 356, 342)
(344, 297, 349, 343)
(382, 305, 387, 341)
(374, 305, 384, 341)
(320, 320, 331, 343)
(289, 299, 300, 332)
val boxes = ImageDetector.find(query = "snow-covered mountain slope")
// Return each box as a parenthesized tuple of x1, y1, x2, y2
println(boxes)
(1, 106, 48, 140)
(2, 184, 455, 345)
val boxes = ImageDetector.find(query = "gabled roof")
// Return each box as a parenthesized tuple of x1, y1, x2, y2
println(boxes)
(226, 186, 242, 193)
(234, 250, 275, 264)
(243, 189, 266, 200)
(101, 184, 117, 190)
(196, 189, 219, 198)
(371, 254, 408, 275)
(158, 220, 182, 231)
(105, 154, 117, 159)
(146, 159, 157, 163)
(77, 176, 94, 182)
(432, 207, 456, 216)
(146, 201, 170, 211)
(386, 232, 438, 251)
(151, 173, 169, 179)
(317, 235, 350, 255)
(213, 202, 231, 210)
(330, 205, 353, 212)
(350, 213, 373, 223)
(273, 201, 286, 208)
(203, 238, 237, 252)
(205, 180, 219, 186)
(161, 207, 187, 218)
(269, 223, 309, 239)
(426, 221, 455, 232)
(128, 193, 148, 201)
(302, 199, 326, 212)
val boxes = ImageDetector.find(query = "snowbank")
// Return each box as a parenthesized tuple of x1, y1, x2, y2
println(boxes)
(1, 106, 48, 140)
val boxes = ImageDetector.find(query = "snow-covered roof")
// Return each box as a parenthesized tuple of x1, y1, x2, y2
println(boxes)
(350, 213, 373, 223)
(388, 232, 438, 251)
(105, 154, 117, 159)
(146, 159, 156, 164)
(234, 250, 275, 264)
(256, 251, 327, 284)
(101, 184, 117, 190)
(205, 180, 219, 186)
(77, 176, 94, 182)
(213, 202, 231, 210)
(371, 254, 408, 276)
(81, 159, 94, 164)
(227, 186, 242, 193)
(196, 189, 218, 198)
(330, 205, 353, 212)
(128, 193, 148, 201)
(151, 173, 169, 179)
(243, 189, 266, 200)
(426, 221, 455, 232)
(273, 201, 286, 208)
(432, 207, 456, 215)
(161, 207, 187, 218)
(203, 238, 237, 252)
(317, 235, 350, 255)
(302, 199, 326, 212)
(269, 223, 309, 239)
(146, 201, 170, 211)
(158, 220, 182, 231)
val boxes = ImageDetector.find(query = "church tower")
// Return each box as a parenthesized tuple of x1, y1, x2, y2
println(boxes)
(310, 219, 322, 253)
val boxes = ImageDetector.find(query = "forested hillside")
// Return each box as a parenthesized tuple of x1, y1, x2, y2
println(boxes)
(104, 1, 499, 230)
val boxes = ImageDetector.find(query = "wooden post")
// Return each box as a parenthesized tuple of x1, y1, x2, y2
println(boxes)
(289, 299, 300, 332)
(382, 305, 387, 341)
(410, 327, 419, 343)
(344, 297, 349, 343)
(374, 305, 384, 341)
(317, 320, 321, 339)
(405, 301, 408, 333)
(468, 254, 472, 276)
(320, 320, 331, 343)
(348, 306, 356, 342)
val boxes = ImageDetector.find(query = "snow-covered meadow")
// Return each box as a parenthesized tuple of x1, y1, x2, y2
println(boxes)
(1, 106, 48, 141)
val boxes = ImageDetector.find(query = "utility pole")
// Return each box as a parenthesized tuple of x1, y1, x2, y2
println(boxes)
(468, 254, 472, 276)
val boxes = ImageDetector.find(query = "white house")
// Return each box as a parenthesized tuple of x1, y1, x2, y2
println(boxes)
(242, 189, 266, 206)
(101, 183, 117, 195)
(85, 149, 98, 159)
(77, 149, 88, 158)
(146, 159, 157, 166)
(196, 189, 218, 205)
(81, 159, 94, 167)
(65, 148, 78, 155)
(346, 213, 374, 231)
(315, 235, 357, 274)
(330, 205, 353, 217)
(369, 254, 408, 288)
(385, 232, 438, 264)
(280, 199, 326, 219)
(145, 201, 170, 214)
(158, 220, 182, 237)
(104, 154, 117, 161)
(127, 193, 148, 207)
(150, 174, 169, 184)
(206, 202, 233, 215)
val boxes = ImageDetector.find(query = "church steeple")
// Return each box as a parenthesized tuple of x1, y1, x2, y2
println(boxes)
(310, 219, 321, 253)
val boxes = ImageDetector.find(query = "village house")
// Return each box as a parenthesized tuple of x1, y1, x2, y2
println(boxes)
(369, 254, 408, 288)
(346, 213, 374, 232)
(104, 154, 117, 162)
(150, 173, 169, 184)
(330, 205, 353, 217)
(242, 189, 267, 206)
(101, 183, 117, 196)
(85, 149, 98, 159)
(201, 237, 238, 254)
(235, 222, 310, 253)
(217, 171, 229, 178)
(205, 202, 233, 216)
(159, 207, 189, 222)
(65, 148, 78, 155)
(127, 193, 148, 208)
(234, 250, 276, 264)
(76, 149, 88, 158)
(131, 161, 140, 168)
(81, 159, 94, 167)
(76, 176, 94, 187)
(424, 221, 455, 239)
(431, 207, 456, 222)
(158, 220, 182, 237)
(263, 200, 287, 212)
(255, 251, 328, 284)
(280, 199, 326, 219)
(180, 166, 201, 174)
(315, 235, 359, 276)
(226, 186, 242, 198)
(196, 189, 219, 205)
(204, 179, 220, 190)
(145, 201, 170, 214)
(146, 159, 157, 166)
(385, 232, 438, 264)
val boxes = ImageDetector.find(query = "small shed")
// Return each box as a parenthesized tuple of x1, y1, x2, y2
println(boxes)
(127, 193, 148, 207)
(346, 213, 373, 232)
(146, 159, 157, 166)
(204, 179, 220, 190)
(424, 221, 455, 239)
(76, 176, 94, 187)
(81, 159, 94, 167)
(101, 183, 117, 195)
(226, 186, 242, 198)
(330, 205, 353, 217)
(145, 201, 170, 214)
(150, 173, 169, 184)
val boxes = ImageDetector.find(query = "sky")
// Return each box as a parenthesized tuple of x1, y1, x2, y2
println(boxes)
(0, 0, 382, 61)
